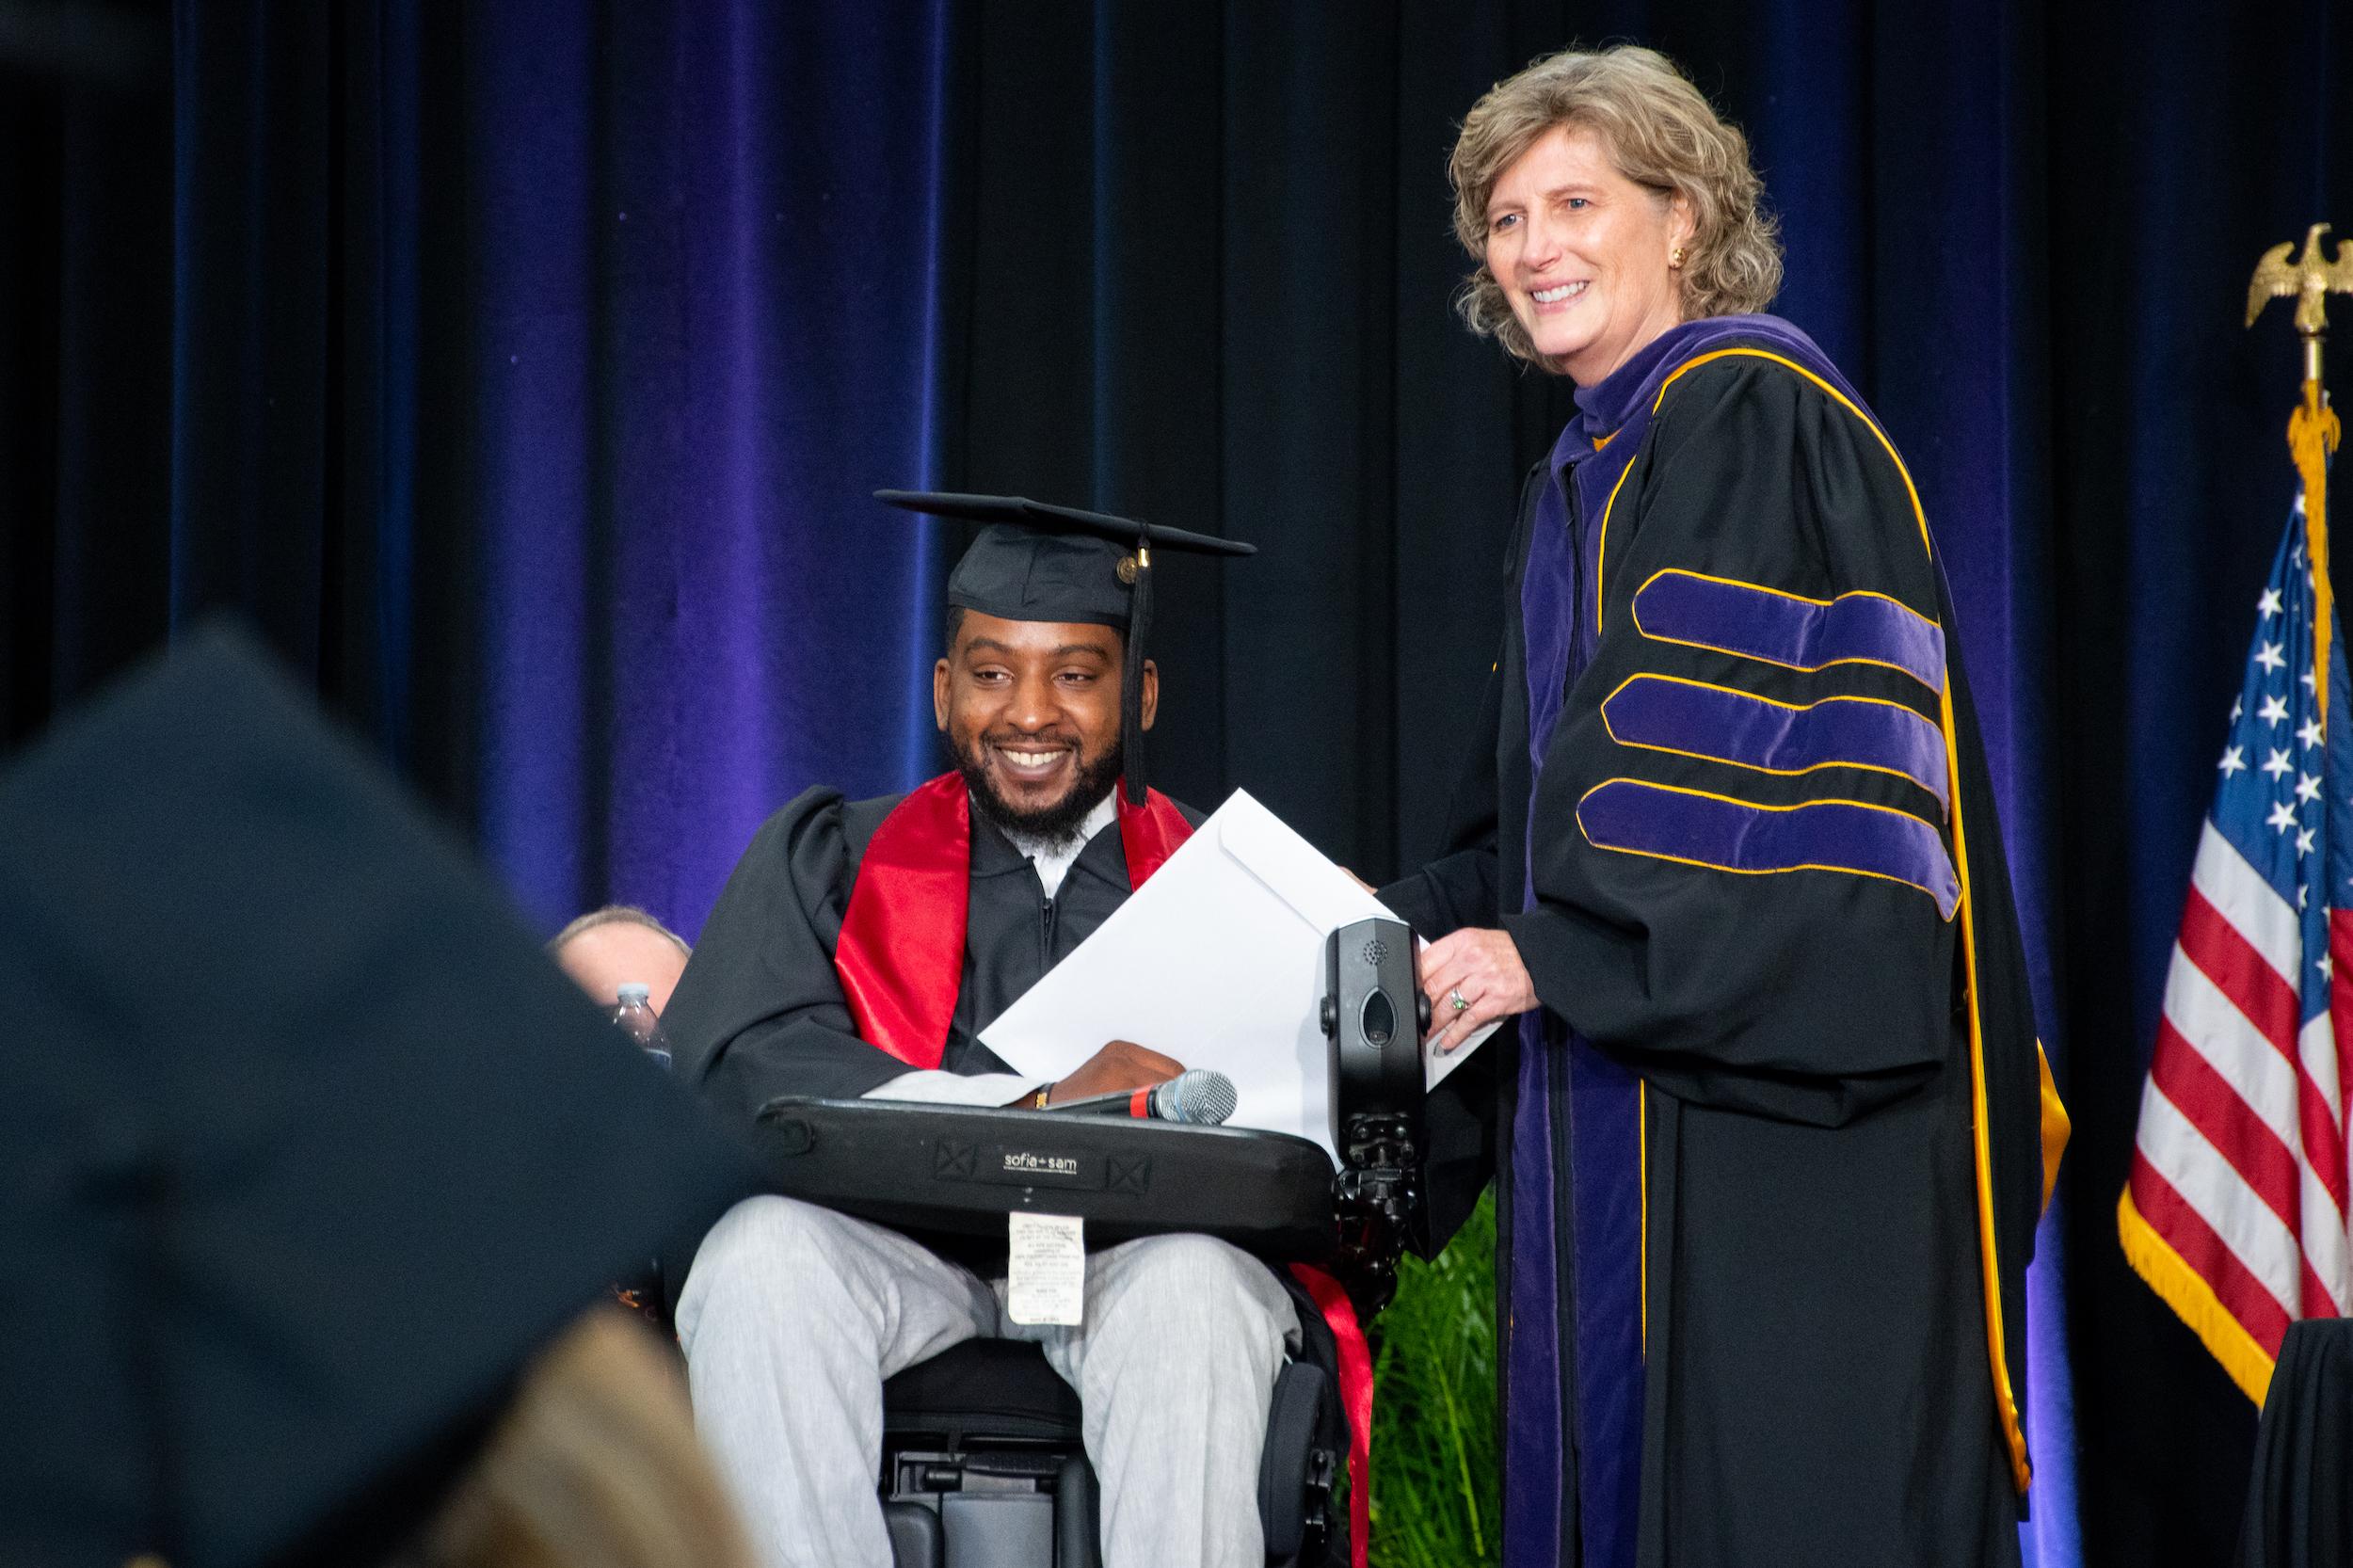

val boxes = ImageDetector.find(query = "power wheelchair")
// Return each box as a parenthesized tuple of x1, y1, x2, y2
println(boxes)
(747, 918, 1429, 1568)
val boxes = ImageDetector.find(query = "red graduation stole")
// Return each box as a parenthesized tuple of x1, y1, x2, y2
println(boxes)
(831, 772, 1193, 1069)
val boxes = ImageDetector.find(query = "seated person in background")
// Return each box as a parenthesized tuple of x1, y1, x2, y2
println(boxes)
(661, 493, 1289, 1568)
(551, 903, 693, 1012)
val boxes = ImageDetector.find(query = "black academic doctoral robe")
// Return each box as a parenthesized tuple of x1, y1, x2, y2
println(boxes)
(664, 785, 1185, 1128)
(1384, 323, 2057, 1568)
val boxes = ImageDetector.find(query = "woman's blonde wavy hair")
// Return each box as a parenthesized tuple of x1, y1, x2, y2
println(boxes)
(1449, 45, 1783, 367)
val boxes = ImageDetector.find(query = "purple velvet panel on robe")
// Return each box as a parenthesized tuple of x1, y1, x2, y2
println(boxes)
(1600, 675, 1950, 809)
(1576, 778, 1961, 918)
(1631, 569, 1947, 693)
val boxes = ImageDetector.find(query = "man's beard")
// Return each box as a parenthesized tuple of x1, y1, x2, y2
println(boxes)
(953, 731, 1126, 848)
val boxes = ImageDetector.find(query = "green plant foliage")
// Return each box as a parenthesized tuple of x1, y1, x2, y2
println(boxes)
(1357, 1189, 1500, 1568)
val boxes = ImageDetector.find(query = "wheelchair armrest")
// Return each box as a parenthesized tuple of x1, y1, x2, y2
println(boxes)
(753, 1096, 1339, 1259)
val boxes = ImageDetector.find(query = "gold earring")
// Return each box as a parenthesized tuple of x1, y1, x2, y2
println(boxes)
(1670, 247, 1687, 268)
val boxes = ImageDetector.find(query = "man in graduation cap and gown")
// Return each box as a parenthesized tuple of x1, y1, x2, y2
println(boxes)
(663, 492, 1297, 1568)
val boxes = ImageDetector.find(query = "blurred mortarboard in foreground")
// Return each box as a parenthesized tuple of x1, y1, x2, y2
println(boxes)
(874, 489, 1255, 803)
(0, 623, 758, 1568)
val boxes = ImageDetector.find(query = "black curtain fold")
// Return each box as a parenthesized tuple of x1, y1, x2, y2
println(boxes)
(2, 16, 172, 738)
(21, 3, 485, 814)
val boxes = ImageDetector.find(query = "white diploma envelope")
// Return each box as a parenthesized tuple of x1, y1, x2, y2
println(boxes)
(978, 790, 1497, 1162)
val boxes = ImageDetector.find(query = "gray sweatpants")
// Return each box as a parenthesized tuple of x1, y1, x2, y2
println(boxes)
(676, 1194, 1301, 1568)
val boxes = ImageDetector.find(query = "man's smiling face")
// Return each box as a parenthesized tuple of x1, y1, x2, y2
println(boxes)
(934, 610, 1157, 842)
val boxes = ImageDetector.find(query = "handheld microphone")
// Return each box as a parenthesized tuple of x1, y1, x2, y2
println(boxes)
(1038, 1067, 1237, 1125)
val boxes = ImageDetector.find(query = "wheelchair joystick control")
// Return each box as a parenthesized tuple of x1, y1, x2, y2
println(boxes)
(1323, 916, 1426, 1314)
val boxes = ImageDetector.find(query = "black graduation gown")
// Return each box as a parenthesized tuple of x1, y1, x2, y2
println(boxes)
(664, 786, 1171, 1127)
(666, 779, 1416, 1539)
(1385, 343, 2049, 1567)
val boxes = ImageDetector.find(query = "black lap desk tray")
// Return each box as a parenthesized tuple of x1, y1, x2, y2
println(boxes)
(753, 1096, 1338, 1260)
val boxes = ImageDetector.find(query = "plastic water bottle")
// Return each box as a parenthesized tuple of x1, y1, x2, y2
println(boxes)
(612, 983, 673, 1070)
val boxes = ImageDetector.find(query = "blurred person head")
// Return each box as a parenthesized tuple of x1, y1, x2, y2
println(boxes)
(552, 905, 693, 1013)
(0, 627, 760, 1568)
(385, 1307, 757, 1568)
(1449, 44, 1783, 383)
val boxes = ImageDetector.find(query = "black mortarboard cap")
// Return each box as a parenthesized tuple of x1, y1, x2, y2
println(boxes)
(0, 623, 759, 1568)
(875, 489, 1255, 804)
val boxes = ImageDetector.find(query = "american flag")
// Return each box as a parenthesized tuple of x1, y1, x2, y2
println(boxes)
(2121, 488, 2353, 1401)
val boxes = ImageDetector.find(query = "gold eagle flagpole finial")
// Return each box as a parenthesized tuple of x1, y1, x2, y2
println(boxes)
(2249, 223, 2352, 723)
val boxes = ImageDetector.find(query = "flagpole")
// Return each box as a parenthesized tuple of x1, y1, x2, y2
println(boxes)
(2248, 224, 2352, 722)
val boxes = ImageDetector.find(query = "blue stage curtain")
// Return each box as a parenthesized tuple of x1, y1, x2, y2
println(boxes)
(8, 3, 2353, 1562)
(460, 3, 957, 934)
(37, 1, 956, 936)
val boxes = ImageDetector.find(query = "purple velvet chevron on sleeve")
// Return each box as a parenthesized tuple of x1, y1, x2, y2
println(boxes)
(1600, 675, 1949, 811)
(1631, 570, 1945, 693)
(1575, 778, 1960, 919)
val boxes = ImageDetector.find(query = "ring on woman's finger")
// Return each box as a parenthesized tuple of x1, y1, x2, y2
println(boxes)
(1448, 987, 1471, 1014)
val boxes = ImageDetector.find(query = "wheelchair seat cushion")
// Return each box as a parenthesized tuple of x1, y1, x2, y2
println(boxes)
(883, 1338, 1081, 1440)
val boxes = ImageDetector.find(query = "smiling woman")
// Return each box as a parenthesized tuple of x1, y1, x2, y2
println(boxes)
(1447, 48, 1781, 373)
(1472, 123, 1692, 386)
(1381, 41, 2062, 1568)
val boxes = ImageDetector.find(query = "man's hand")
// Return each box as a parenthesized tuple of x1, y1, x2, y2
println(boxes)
(1048, 1039, 1185, 1104)
(1419, 927, 1538, 1055)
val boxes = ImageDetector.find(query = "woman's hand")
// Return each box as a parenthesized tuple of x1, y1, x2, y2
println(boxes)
(1417, 927, 1538, 1054)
